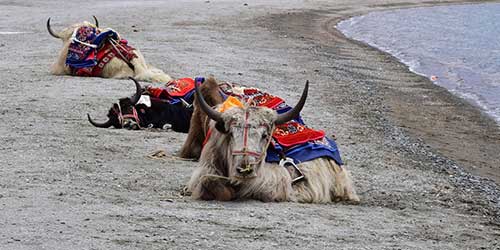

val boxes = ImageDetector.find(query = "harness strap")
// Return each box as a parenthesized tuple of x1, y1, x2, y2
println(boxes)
(115, 104, 141, 129)
(202, 128, 213, 147)
(269, 141, 305, 184)
(121, 107, 141, 129)
(91, 44, 116, 77)
(81, 39, 136, 77)
(109, 38, 136, 71)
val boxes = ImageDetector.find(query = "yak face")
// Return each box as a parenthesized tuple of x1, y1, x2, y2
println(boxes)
(47, 17, 102, 76)
(47, 16, 100, 41)
(195, 78, 310, 180)
(88, 98, 138, 129)
(117, 97, 141, 130)
(221, 107, 276, 179)
(87, 77, 143, 129)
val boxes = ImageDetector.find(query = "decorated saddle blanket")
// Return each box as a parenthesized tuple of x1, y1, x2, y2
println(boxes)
(198, 78, 343, 166)
(65, 26, 136, 77)
(146, 78, 196, 105)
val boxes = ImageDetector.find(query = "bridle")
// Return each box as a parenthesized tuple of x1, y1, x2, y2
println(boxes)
(230, 110, 274, 167)
(113, 103, 141, 129)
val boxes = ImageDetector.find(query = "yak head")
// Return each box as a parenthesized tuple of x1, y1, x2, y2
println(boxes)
(196, 80, 309, 180)
(46, 16, 100, 42)
(87, 77, 143, 129)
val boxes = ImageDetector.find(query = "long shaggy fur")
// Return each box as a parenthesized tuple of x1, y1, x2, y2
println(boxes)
(50, 21, 171, 83)
(187, 117, 360, 204)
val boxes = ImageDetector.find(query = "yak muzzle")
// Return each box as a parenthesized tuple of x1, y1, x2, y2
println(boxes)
(123, 119, 140, 130)
(235, 164, 257, 179)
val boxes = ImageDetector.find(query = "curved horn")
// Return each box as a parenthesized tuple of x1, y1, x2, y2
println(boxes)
(87, 114, 112, 128)
(195, 79, 224, 124)
(46, 17, 61, 39)
(275, 80, 309, 125)
(92, 15, 99, 28)
(128, 77, 142, 105)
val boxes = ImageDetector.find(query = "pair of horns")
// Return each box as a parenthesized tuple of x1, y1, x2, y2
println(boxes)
(195, 80, 309, 126)
(87, 77, 142, 128)
(47, 16, 99, 39)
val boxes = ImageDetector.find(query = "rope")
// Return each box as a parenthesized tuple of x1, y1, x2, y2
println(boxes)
(109, 38, 135, 71)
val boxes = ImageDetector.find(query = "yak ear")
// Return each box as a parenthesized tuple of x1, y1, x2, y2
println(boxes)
(215, 121, 229, 134)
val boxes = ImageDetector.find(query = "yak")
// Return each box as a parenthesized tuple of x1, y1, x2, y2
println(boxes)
(179, 77, 225, 158)
(186, 79, 360, 203)
(87, 77, 192, 132)
(47, 16, 171, 83)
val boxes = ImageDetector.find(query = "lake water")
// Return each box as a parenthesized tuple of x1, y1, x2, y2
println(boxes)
(337, 3, 500, 124)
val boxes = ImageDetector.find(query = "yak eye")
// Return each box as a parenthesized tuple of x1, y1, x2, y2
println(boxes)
(261, 132, 269, 139)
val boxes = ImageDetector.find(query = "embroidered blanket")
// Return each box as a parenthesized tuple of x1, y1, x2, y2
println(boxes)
(146, 78, 196, 105)
(66, 26, 99, 68)
(65, 26, 136, 77)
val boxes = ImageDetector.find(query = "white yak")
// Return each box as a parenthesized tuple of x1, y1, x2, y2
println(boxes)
(47, 16, 171, 83)
(187, 80, 360, 203)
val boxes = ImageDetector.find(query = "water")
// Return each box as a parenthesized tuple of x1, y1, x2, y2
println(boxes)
(337, 3, 500, 124)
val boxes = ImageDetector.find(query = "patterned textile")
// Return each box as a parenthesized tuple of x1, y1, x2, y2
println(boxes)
(66, 26, 98, 68)
(146, 78, 196, 105)
(65, 26, 136, 77)
(273, 121, 325, 147)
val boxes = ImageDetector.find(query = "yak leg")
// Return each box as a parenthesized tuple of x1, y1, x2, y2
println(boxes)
(332, 164, 360, 204)
(130, 51, 172, 83)
(178, 105, 205, 159)
(178, 123, 203, 159)
(293, 158, 359, 203)
(199, 175, 235, 201)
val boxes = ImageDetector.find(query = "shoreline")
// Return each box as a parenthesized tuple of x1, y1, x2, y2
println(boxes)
(323, 0, 500, 184)
(258, 0, 500, 212)
(336, 2, 500, 125)
(328, 2, 500, 186)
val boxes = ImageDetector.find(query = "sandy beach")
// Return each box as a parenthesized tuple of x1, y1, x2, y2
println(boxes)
(1, 0, 499, 249)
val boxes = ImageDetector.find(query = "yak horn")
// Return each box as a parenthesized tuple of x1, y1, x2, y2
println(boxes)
(195, 79, 224, 124)
(92, 15, 99, 28)
(275, 80, 309, 125)
(46, 17, 61, 39)
(128, 77, 142, 105)
(87, 114, 112, 128)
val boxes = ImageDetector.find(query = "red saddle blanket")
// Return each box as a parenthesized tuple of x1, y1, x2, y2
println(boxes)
(273, 121, 325, 147)
(146, 78, 195, 100)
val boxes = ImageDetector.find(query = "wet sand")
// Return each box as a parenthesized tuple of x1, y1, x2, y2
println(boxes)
(0, 0, 499, 249)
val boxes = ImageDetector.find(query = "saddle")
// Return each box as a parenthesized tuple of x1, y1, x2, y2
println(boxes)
(145, 78, 196, 107)
(65, 26, 137, 77)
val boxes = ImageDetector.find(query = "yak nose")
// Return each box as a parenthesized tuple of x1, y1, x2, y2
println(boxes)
(123, 120, 140, 130)
(236, 165, 254, 176)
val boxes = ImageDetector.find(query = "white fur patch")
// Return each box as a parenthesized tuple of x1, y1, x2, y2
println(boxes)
(137, 95, 151, 107)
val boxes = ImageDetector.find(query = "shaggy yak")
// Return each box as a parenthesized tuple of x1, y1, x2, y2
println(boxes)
(47, 16, 171, 83)
(186, 79, 360, 203)
(87, 77, 192, 132)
